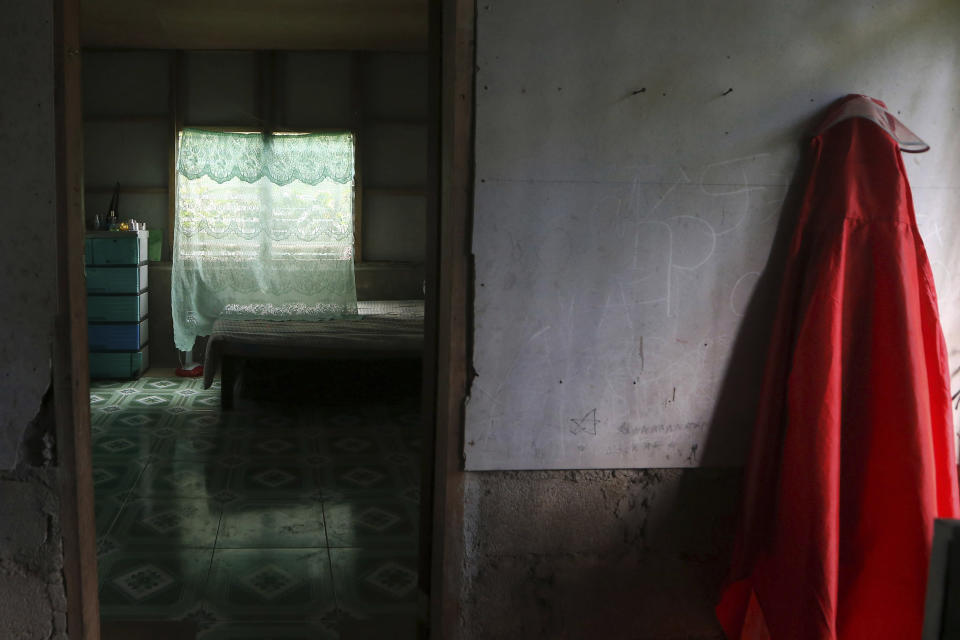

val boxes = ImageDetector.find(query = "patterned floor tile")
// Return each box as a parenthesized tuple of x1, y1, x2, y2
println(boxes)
(392, 432, 423, 455)
(175, 601, 224, 636)
(91, 432, 160, 459)
(236, 433, 318, 458)
(96, 534, 123, 565)
(192, 394, 227, 409)
(153, 432, 244, 461)
(98, 549, 214, 620)
(135, 376, 208, 392)
(217, 499, 327, 549)
(381, 451, 422, 484)
(316, 459, 414, 497)
(134, 461, 231, 499)
(329, 549, 418, 622)
(104, 391, 220, 411)
(109, 498, 222, 550)
(395, 484, 421, 506)
(372, 410, 422, 434)
(324, 410, 375, 430)
(228, 457, 320, 499)
(92, 460, 147, 499)
(203, 549, 337, 623)
(346, 399, 419, 425)
(93, 409, 172, 434)
(176, 412, 234, 432)
(247, 411, 304, 431)
(323, 497, 418, 549)
(313, 431, 384, 457)
(91, 372, 423, 635)
(197, 621, 338, 640)
(151, 411, 264, 440)
(89, 390, 122, 409)
(94, 491, 129, 537)
(300, 406, 369, 430)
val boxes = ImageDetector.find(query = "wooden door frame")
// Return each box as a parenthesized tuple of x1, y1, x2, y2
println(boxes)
(425, 0, 474, 636)
(54, 0, 101, 638)
(53, 0, 475, 637)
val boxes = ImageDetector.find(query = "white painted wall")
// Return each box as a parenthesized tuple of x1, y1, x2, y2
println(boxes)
(465, 0, 960, 470)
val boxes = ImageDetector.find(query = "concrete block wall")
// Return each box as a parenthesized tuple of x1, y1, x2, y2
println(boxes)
(0, 468, 69, 640)
(461, 469, 740, 639)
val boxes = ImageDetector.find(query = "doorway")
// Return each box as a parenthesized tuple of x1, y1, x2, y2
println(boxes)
(54, 1, 474, 638)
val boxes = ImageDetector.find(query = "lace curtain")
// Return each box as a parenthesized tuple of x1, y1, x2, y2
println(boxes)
(172, 129, 358, 352)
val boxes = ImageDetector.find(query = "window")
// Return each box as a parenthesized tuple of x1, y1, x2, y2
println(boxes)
(171, 128, 358, 351)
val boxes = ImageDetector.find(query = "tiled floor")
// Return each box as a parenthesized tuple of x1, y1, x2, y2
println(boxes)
(91, 373, 422, 639)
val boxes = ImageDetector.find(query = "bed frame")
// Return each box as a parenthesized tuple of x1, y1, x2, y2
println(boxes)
(202, 300, 424, 409)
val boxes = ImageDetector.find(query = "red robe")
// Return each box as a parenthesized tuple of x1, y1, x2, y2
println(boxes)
(717, 96, 960, 640)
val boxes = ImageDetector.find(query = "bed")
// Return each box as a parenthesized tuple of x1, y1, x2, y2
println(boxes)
(202, 299, 424, 408)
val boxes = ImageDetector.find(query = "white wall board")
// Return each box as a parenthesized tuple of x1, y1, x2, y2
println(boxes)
(465, 0, 960, 469)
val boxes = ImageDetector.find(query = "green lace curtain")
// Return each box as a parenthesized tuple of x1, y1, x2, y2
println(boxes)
(172, 129, 358, 352)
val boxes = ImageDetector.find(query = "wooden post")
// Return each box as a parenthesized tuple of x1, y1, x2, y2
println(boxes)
(429, 0, 475, 636)
(168, 51, 184, 255)
(54, 0, 101, 638)
(418, 0, 442, 631)
(351, 52, 365, 264)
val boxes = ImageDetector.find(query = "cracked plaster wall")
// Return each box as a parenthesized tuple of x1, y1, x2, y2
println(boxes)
(0, 0, 69, 638)
(0, 465, 68, 640)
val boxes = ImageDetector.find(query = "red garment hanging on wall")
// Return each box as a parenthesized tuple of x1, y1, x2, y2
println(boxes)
(717, 95, 960, 640)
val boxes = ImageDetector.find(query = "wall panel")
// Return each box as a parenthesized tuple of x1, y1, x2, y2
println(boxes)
(465, 0, 960, 470)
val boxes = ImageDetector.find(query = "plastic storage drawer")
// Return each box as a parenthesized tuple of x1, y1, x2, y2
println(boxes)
(86, 265, 148, 294)
(85, 231, 148, 266)
(88, 319, 149, 351)
(87, 292, 149, 322)
(89, 347, 149, 379)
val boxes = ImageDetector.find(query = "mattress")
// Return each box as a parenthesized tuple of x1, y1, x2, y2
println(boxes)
(202, 300, 424, 389)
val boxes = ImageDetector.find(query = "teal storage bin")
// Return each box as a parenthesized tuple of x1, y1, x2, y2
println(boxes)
(85, 231, 148, 266)
(88, 319, 148, 351)
(86, 265, 148, 294)
(89, 347, 149, 379)
(87, 292, 148, 322)
(148, 230, 162, 262)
